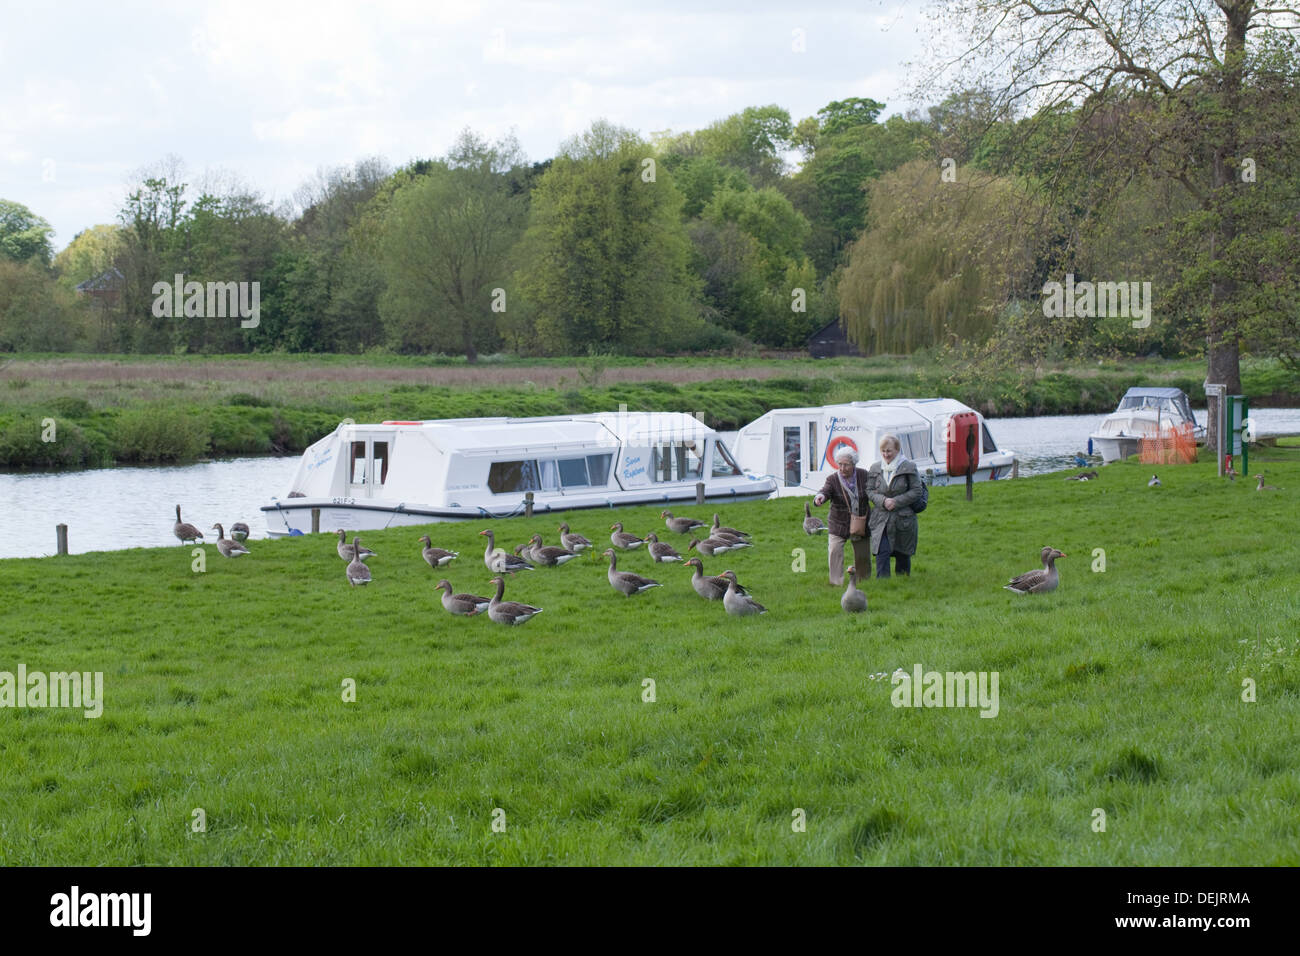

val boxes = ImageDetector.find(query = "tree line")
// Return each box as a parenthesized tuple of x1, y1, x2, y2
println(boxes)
(3, 1, 1298, 396)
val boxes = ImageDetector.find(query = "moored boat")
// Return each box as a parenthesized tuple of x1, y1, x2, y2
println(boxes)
(261, 411, 776, 536)
(1088, 387, 1204, 463)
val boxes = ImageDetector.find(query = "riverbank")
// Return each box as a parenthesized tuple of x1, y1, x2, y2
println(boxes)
(2, 353, 1297, 468)
(2, 454, 1297, 864)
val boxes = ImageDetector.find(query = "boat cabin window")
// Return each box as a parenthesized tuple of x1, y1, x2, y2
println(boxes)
(982, 423, 997, 454)
(712, 440, 742, 477)
(897, 429, 931, 461)
(488, 454, 614, 494)
(373, 441, 389, 484)
(652, 442, 704, 482)
(783, 427, 800, 486)
(350, 441, 367, 483)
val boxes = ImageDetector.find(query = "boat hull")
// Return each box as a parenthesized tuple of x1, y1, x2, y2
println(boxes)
(262, 486, 775, 536)
(1088, 435, 1141, 463)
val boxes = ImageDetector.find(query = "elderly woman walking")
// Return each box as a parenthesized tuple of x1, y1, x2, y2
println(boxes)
(866, 433, 923, 578)
(812, 446, 872, 586)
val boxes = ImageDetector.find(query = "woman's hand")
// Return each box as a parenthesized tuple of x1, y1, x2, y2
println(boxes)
(813, 494, 825, 506)
(884, 497, 895, 510)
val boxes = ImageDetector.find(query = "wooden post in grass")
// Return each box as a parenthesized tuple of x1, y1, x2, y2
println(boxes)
(311, 508, 320, 533)
(1011, 458, 1019, 479)
(525, 492, 534, 518)
(695, 482, 705, 505)
(56, 523, 68, 556)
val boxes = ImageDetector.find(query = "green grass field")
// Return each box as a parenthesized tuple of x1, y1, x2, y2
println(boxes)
(2, 451, 1298, 865)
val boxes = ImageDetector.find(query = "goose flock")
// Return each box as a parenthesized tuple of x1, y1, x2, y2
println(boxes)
(180, 459, 1289, 617)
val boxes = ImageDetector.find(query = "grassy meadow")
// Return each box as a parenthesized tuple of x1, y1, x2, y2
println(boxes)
(2, 450, 1298, 865)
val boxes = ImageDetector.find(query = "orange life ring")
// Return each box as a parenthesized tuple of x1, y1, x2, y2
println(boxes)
(825, 435, 859, 467)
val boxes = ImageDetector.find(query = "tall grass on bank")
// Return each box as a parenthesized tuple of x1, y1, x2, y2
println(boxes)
(1, 453, 1297, 864)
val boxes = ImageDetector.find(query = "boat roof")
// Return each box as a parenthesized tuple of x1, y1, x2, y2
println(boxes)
(1121, 387, 1188, 398)
(744, 398, 979, 422)
(363, 412, 714, 454)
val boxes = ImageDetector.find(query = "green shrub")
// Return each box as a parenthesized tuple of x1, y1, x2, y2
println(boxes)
(226, 392, 270, 407)
(48, 396, 93, 418)
(111, 406, 209, 463)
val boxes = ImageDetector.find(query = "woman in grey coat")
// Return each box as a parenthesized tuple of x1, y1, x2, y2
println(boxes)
(865, 433, 923, 578)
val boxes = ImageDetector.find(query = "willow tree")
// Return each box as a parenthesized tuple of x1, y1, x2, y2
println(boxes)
(838, 159, 1050, 354)
(918, 0, 1300, 451)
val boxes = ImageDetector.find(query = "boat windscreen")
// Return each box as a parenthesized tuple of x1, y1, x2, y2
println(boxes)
(712, 440, 742, 477)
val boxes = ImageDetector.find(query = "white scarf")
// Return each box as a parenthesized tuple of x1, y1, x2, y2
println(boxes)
(882, 454, 906, 489)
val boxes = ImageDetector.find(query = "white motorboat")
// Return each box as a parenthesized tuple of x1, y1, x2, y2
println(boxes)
(732, 398, 1017, 495)
(1088, 387, 1204, 463)
(260, 411, 776, 536)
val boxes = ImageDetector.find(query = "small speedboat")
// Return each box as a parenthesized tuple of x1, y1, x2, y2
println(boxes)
(1089, 388, 1204, 463)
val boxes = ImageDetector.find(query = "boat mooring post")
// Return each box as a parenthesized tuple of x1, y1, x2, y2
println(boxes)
(56, 523, 68, 556)
(311, 508, 320, 533)
(695, 482, 705, 505)
(525, 492, 534, 518)
(1011, 458, 1019, 479)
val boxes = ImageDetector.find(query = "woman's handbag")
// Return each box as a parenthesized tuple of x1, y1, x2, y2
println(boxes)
(849, 513, 868, 539)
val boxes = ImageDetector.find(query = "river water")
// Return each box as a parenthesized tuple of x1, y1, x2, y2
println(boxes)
(3, 408, 1298, 559)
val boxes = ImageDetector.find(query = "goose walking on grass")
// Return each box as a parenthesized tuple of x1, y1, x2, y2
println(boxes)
(527, 533, 580, 566)
(435, 579, 490, 617)
(211, 524, 250, 558)
(841, 566, 868, 613)
(346, 538, 372, 586)
(644, 532, 684, 563)
(1256, 474, 1279, 491)
(229, 521, 250, 542)
(1004, 547, 1066, 595)
(722, 572, 766, 616)
(337, 529, 375, 562)
(684, 557, 730, 600)
(557, 522, 592, 552)
(1148, 474, 1161, 487)
(609, 522, 645, 550)
(710, 514, 751, 541)
(803, 501, 827, 536)
(660, 510, 707, 535)
(487, 576, 543, 625)
(479, 529, 534, 573)
(603, 549, 662, 596)
(418, 535, 458, 568)
(174, 505, 204, 545)
(687, 536, 744, 558)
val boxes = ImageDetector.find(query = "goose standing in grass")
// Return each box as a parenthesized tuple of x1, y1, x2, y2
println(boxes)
(526, 533, 580, 566)
(174, 505, 204, 545)
(722, 572, 767, 616)
(687, 536, 742, 558)
(643, 532, 684, 563)
(337, 530, 375, 562)
(683, 557, 730, 600)
(479, 529, 533, 573)
(346, 538, 372, 586)
(803, 501, 827, 536)
(435, 579, 490, 617)
(603, 549, 662, 596)
(1148, 474, 1161, 487)
(1226, 464, 1238, 481)
(660, 510, 707, 535)
(557, 522, 592, 552)
(418, 535, 458, 568)
(841, 566, 868, 613)
(710, 514, 751, 541)
(229, 521, 250, 542)
(1256, 474, 1279, 491)
(609, 522, 646, 550)
(487, 576, 543, 625)
(211, 524, 251, 558)
(1004, 547, 1066, 595)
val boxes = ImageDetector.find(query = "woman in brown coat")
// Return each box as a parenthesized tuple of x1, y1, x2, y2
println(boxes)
(812, 446, 872, 586)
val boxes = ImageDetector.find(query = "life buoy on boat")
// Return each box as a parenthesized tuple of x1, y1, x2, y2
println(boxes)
(825, 436, 859, 467)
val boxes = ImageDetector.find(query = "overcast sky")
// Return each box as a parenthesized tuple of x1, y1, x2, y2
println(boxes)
(1, 1, 930, 251)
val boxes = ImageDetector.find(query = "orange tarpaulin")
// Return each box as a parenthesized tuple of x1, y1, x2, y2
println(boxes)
(1140, 423, 1197, 464)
